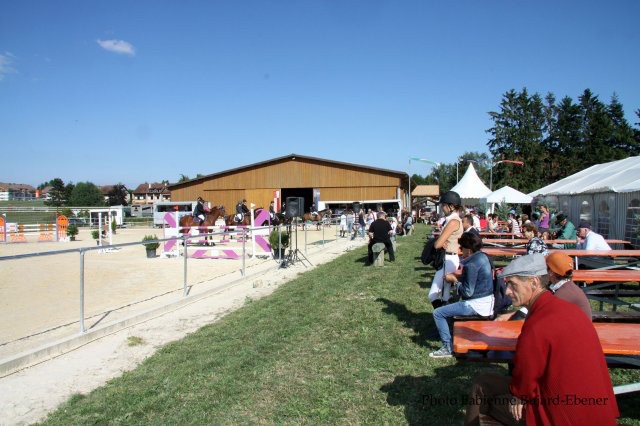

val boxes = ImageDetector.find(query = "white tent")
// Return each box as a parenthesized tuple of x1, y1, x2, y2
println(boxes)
(450, 163, 491, 203)
(481, 185, 532, 214)
(483, 186, 533, 204)
(529, 156, 640, 196)
(528, 156, 640, 246)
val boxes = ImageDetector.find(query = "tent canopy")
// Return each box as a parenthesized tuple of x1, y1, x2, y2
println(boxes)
(529, 156, 640, 196)
(481, 185, 532, 204)
(450, 163, 491, 202)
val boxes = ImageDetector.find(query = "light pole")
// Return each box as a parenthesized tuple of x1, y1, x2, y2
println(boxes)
(489, 160, 524, 190)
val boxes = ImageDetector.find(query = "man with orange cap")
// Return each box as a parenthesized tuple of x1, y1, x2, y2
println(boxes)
(546, 251, 592, 319)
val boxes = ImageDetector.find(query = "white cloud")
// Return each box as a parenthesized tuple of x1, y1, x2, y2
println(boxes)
(0, 52, 17, 81)
(97, 39, 136, 56)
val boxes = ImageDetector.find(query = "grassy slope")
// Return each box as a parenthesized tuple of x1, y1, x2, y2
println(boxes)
(42, 226, 640, 425)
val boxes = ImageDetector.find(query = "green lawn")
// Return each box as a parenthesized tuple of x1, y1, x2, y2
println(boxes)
(42, 226, 640, 425)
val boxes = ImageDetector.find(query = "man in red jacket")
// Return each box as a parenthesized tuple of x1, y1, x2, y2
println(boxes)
(464, 254, 618, 425)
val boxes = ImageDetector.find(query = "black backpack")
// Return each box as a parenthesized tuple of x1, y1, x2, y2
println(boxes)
(421, 237, 446, 270)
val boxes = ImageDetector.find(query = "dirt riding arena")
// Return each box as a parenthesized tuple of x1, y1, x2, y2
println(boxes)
(0, 224, 356, 362)
(0, 223, 368, 423)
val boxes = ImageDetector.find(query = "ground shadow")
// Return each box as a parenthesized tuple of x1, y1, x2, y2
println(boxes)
(376, 297, 437, 347)
(380, 364, 505, 425)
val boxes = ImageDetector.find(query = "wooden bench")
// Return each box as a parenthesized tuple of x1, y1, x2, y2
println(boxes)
(592, 311, 640, 323)
(585, 290, 640, 297)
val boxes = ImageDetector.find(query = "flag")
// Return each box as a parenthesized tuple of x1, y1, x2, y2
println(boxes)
(409, 157, 440, 166)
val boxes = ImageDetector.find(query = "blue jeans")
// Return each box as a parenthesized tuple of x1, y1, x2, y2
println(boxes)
(433, 301, 477, 350)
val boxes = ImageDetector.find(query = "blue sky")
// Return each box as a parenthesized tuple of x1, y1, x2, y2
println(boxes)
(1, 0, 639, 188)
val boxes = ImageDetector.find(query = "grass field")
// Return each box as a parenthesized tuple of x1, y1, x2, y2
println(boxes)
(41, 226, 640, 425)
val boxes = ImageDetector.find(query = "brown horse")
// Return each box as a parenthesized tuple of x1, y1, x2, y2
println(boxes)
(302, 208, 331, 230)
(224, 208, 273, 226)
(179, 206, 226, 245)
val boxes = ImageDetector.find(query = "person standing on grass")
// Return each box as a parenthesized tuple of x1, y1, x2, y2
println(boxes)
(429, 232, 494, 358)
(464, 254, 618, 425)
(428, 191, 464, 309)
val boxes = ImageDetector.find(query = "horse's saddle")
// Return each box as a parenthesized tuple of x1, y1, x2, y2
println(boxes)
(193, 216, 201, 223)
(234, 213, 244, 223)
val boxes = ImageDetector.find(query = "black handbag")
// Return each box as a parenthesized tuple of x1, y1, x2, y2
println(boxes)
(421, 238, 446, 270)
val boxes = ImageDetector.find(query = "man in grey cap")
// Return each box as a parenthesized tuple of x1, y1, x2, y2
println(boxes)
(464, 254, 618, 425)
(367, 211, 395, 264)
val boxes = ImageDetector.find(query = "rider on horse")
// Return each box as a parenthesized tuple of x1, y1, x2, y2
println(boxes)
(235, 199, 250, 223)
(193, 197, 207, 223)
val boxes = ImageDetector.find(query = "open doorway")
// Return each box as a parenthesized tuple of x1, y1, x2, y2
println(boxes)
(281, 188, 313, 213)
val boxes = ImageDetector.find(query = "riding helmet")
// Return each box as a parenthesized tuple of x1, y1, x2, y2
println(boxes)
(436, 191, 461, 207)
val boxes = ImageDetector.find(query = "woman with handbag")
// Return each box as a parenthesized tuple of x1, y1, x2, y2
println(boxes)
(428, 191, 464, 310)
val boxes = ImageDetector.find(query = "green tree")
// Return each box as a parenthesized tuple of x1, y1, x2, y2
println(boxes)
(178, 174, 190, 183)
(69, 182, 105, 207)
(107, 184, 130, 206)
(44, 178, 66, 207)
(486, 88, 547, 193)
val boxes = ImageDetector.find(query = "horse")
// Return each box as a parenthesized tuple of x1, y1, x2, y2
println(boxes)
(179, 206, 226, 246)
(302, 208, 331, 230)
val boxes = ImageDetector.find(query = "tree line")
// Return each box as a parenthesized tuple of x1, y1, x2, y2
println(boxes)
(416, 88, 640, 194)
(38, 178, 129, 207)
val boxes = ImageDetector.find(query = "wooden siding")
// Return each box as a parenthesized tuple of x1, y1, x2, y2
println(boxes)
(199, 159, 400, 189)
(319, 187, 398, 201)
(170, 158, 406, 211)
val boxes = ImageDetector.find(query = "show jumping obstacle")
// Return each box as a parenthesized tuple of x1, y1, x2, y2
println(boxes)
(0, 215, 68, 243)
(162, 209, 273, 260)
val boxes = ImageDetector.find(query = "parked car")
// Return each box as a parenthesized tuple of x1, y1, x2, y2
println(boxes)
(68, 217, 88, 227)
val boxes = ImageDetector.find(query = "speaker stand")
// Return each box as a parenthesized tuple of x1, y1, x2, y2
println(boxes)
(279, 221, 312, 268)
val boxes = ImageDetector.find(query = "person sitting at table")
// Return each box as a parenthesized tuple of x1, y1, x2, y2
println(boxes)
(522, 222, 548, 256)
(507, 211, 521, 236)
(487, 213, 500, 233)
(576, 220, 614, 269)
(429, 232, 493, 358)
(551, 213, 577, 249)
(546, 251, 592, 319)
(462, 214, 480, 237)
(464, 254, 618, 426)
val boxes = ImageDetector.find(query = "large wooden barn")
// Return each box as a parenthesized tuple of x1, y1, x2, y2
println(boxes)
(168, 154, 410, 214)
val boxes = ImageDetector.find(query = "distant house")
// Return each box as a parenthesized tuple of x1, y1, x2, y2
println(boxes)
(132, 182, 171, 204)
(0, 182, 37, 201)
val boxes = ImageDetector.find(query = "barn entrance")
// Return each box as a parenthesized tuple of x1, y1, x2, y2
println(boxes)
(281, 188, 313, 213)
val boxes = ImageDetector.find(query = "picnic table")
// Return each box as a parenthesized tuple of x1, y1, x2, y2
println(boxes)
(481, 248, 640, 270)
(482, 238, 629, 247)
(453, 320, 640, 394)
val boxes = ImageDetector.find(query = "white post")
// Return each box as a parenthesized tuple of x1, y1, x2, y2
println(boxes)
(108, 210, 113, 246)
(98, 212, 102, 246)
(250, 207, 256, 258)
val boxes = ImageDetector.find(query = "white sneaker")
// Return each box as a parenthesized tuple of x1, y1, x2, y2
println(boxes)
(429, 346, 452, 358)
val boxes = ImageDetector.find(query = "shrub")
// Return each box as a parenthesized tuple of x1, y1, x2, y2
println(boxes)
(142, 234, 160, 250)
(268, 229, 290, 249)
(66, 224, 79, 238)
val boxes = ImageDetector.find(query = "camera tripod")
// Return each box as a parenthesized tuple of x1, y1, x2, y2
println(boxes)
(280, 221, 312, 268)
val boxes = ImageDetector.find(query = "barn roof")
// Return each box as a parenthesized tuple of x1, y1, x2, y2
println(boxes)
(411, 185, 440, 197)
(168, 153, 409, 189)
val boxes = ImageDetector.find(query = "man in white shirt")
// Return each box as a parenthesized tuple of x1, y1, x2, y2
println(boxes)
(575, 221, 613, 269)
